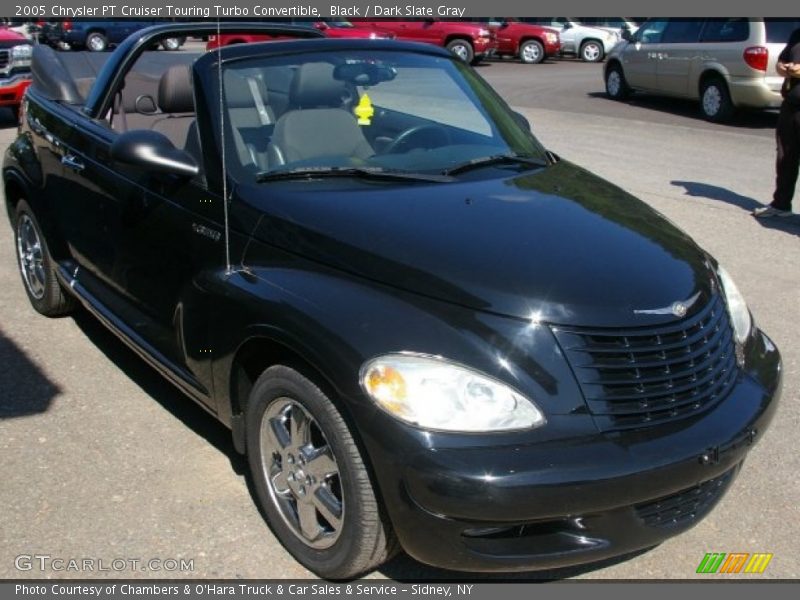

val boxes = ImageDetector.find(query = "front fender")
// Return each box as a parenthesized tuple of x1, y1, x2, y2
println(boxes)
(208, 242, 586, 436)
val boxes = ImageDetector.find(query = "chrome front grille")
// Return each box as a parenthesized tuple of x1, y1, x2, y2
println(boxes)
(0, 50, 9, 71)
(553, 295, 737, 431)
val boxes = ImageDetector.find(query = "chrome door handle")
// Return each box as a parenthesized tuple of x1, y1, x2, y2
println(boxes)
(61, 154, 85, 172)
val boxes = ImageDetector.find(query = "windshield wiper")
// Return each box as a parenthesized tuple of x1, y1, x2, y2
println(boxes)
(255, 166, 453, 183)
(442, 154, 548, 176)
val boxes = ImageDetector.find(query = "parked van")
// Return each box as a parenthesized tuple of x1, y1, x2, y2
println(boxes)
(605, 18, 800, 121)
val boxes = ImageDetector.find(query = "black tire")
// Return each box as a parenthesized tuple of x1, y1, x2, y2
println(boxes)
(446, 38, 474, 64)
(85, 31, 108, 52)
(246, 365, 396, 579)
(519, 39, 545, 64)
(700, 76, 735, 122)
(161, 37, 181, 51)
(13, 200, 76, 317)
(580, 40, 604, 62)
(605, 63, 632, 100)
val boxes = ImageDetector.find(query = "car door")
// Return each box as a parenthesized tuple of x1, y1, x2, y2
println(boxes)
(656, 20, 705, 97)
(52, 101, 219, 407)
(619, 19, 669, 91)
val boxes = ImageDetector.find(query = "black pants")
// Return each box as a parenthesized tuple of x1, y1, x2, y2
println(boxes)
(772, 102, 800, 210)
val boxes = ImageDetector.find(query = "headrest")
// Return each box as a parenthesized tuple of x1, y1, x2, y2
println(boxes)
(225, 72, 269, 109)
(158, 65, 194, 114)
(289, 63, 348, 109)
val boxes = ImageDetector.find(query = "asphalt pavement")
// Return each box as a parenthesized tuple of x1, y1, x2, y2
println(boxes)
(0, 54, 798, 580)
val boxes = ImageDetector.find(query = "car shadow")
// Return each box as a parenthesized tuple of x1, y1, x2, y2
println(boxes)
(0, 326, 62, 419)
(378, 546, 655, 581)
(587, 92, 779, 130)
(69, 309, 247, 475)
(671, 180, 800, 236)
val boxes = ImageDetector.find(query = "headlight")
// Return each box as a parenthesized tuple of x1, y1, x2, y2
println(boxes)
(11, 44, 32, 60)
(717, 266, 752, 344)
(546, 32, 558, 43)
(360, 353, 545, 432)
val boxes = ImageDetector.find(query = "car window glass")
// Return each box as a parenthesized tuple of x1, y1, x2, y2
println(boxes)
(360, 68, 492, 136)
(218, 50, 547, 182)
(765, 19, 800, 44)
(638, 20, 669, 44)
(701, 19, 749, 43)
(662, 20, 704, 44)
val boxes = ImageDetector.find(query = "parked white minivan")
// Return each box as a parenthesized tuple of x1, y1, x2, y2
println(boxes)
(605, 18, 800, 121)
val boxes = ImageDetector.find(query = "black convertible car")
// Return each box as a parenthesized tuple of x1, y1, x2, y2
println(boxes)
(4, 24, 781, 578)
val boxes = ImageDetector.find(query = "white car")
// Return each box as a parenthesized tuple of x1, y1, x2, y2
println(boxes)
(578, 18, 640, 38)
(520, 17, 620, 62)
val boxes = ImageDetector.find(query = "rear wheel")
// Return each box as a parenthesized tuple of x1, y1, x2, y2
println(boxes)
(700, 77, 735, 122)
(519, 40, 545, 64)
(246, 365, 396, 579)
(86, 32, 108, 52)
(580, 40, 604, 62)
(605, 63, 631, 100)
(14, 200, 76, 317)
(446, 39, 474, 64)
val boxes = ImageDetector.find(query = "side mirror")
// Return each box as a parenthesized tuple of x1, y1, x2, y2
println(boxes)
(111, 130, 198, 178)
(512, 111, 531, 131)
(562, 22, 572, 30)
(621, 29, 633, 42)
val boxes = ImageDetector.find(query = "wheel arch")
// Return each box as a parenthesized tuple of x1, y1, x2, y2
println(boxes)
(444, 35, 472, 48)
(698, 67, 730, 98)
(517, 36, 544, 52)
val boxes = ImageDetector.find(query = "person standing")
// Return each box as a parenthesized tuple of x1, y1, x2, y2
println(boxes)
(753, 27, 800, 218)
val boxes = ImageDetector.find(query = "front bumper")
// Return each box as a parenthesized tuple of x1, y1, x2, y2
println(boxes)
(474, 38, 498, 58)
(361, 330, 780, 572)
(0, 75, 31, 107)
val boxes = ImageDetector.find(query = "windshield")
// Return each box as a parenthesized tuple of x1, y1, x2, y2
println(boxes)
(220, 50, 546, 183)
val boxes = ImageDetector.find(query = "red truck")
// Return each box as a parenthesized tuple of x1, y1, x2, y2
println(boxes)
(350, 18, 497, 64)
(482, 18, 561, 64)
(0, 26, 32, 121)
(206, 20, 394, 50)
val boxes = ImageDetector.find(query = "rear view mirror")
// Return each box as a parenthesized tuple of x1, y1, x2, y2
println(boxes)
(334, 62, 397, 85)
(111, 130, 198, 178)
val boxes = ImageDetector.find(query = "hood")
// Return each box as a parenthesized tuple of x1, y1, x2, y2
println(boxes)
(238, 161, 718, 328)
(0, 29, 27, 43)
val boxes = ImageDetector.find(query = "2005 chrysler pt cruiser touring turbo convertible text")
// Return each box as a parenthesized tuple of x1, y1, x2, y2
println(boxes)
(4, 23, 781, 578)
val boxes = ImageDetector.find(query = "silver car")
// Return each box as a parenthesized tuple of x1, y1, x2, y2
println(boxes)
(521, 18, 620, 62)
(605, 18, 800, 121)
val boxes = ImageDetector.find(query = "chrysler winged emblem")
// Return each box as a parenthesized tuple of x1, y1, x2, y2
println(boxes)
(634, 291, 701, 317)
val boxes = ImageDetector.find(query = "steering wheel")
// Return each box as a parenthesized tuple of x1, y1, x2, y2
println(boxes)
(383, 125, 451, 154)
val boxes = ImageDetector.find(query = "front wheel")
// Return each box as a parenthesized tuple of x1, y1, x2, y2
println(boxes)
(519, 40, 545, 64)
(605, 63, 631, 100)
(580, 40, 604, 62)
(246, 365, 395, 579)
(14, 200, 76, 317)
(446, 39, 474, 64)
(700, 77, 735, 122)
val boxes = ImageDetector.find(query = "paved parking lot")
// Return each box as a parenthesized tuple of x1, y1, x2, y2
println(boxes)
(0, 53, 798, 580)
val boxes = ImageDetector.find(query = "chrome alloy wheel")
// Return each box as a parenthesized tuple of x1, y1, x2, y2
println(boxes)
(260, 399, 344, 549)
(522, 43, 541, 63)
(450, 43, 470, 61)
(582, 42, 602, 62)
(16, 214, 45, 300)
(87, 35, 106, 52)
